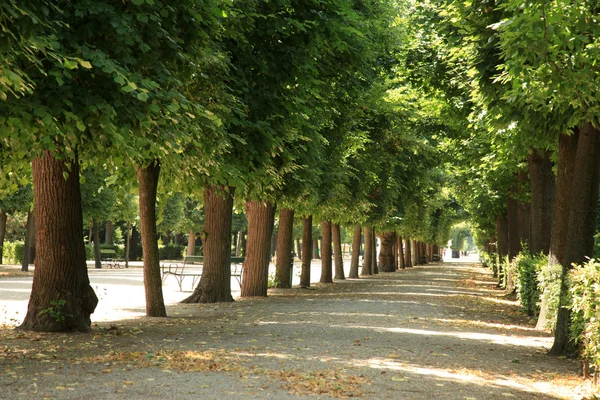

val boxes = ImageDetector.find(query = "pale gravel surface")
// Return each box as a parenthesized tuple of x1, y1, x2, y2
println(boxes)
(0, 258, 595, 399)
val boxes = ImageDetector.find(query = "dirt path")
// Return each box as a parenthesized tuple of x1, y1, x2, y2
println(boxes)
(0, 261, 594, 399)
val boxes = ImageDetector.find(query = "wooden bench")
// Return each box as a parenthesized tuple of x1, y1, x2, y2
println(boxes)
(161, 256, 244, 291)
(100, 248, 123, 268)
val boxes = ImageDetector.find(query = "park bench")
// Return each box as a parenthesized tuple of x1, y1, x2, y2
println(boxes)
(99, 248, 123, 268)
(161, 256, 244, 291)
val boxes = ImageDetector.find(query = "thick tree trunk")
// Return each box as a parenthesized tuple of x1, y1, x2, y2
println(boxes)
(312, 239, 320, 259)
(320, 221, 333, 283)
(378, 231, 396, 272)
(398, 235, 405, 269)
(0, 210, 6, 265)
(348, 224, 361, 278)
(125, 222, 131, 269)
(361, 227, 372, 275)
(300, 216, 312, 287)
(21, 211, 35, 271)
(405, 237, 412, 268)
(275, 208, 294, 288)
(332, 223, 345, 280)
(528, 149, 555, 255)
(241, 201, 276, 297)
(412, 240, 418, 265)
(537, 134, 579, 330)
(137, 161, 167, 317)
(105, 220, 114, 245)
(393, 233, 398, 270)
(19, 153, 98, 332)
(92, 219, 102, 269)
(186, 229, 196, 256)
(552, 123, 600, 355)
(183, 185, 235, 303)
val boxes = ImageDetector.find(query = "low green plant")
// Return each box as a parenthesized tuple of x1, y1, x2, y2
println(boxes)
(513, 248, 547, 316)
(570, 259, 600, 373)
(267, 273, 281, 289)
(537, 260, 564, 330)
(37, 299, 72, 323)
(1, 241, 24, 264)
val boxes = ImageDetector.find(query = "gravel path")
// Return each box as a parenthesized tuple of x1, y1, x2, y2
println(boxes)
(0, 260, 593, 399)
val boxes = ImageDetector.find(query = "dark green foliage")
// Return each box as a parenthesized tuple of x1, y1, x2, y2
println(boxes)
(513, 248, 547, 317)
(158, 244, 184, 260)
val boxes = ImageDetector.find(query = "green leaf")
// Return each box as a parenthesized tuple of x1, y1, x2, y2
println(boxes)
(137, 92, 149, 102)
(64, 59, 78, 69)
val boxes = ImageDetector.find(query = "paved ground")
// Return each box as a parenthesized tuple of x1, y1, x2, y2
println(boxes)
(0, 256, 594, 399)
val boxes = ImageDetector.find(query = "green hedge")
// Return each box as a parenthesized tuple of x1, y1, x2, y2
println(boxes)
(513, 249, 547, 316)
(570, 259, 600, 372)
(1, 241, 24, 264)
(158, 244, 185, 260)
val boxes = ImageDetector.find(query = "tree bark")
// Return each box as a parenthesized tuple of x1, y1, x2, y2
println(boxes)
(236, 231, 243, 257)
(130, 225, 139, 260)
(300, 216, 312, 287)
(405, 237, 412, 268)
(320, 220, 333, 283)
(348, 224, 361, 278)
(241, 201, 276, 297)
(528, 149, 555, 255)
(19, 153, 98, 332)
(552, 123, 600, 354)
(275, 208, 294, 288)
(0, 209, 6, 265)
(377, 231, 396, 272)
(92, 219, 102, 269)
(183, 185, 235, 303)
(398, 235, 405, 269)
(361, 227, 372, 275)
(537, 134, 579, 330)
(186, 229, 196, 256)
(137, 161, 167, 317)
(296, 238, 302, 259)
(332, 223, 345, 280)
(105, 220, 114, 245)
(21, 211, 35, 271)
(393, 233, 398, 269)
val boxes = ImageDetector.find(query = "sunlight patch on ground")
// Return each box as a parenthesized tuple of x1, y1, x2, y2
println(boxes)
(431, 318, 541, 332)
(333, 324, 552, 348)
(481, 297, 521, 306)
(350, 358, 581, 399)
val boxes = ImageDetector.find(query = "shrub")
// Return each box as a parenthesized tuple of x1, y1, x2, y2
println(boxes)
(537, 259, 563, 330)
(2, 241, 24, 264)
(570, 259, 600, 372)
(159, 244, 184, 260)
(513, 248, 547, 316)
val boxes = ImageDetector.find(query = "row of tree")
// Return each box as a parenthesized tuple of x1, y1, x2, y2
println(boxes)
(1, 1, 461, 332)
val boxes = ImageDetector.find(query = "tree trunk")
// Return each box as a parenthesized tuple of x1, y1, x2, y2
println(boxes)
(183, 185, 235, 303)
(240, 230, 247, 257)
(320, 220, 333, 283)
(552, 123, 600, 354)
(19, 153, 98, 332)
(371, 228, 378, 274)
(537, 134, 579, 330)
(137, 161, 167, 317)
(295, 238, 301, 259)
(412, 240, 418, 265)
(187, 229, 196, 256)
(348, 224, 361, 278)
(125, 222, 131, 268)
(275, 208, 294, 288)
(398, 235, 405, 269)
(392, 233, 398, 269)
(236, 231, 243, 257)
(405, 237, 412, 268)
(528, 149, 555, 255)
(332, 223, 345, 280)
(0, 210, 6, 265)
(377, 231, 396, 272)
(105, 220, 114, 245)
(241, 201, 276, 297)
(300, 216, 312, 287)
(130, 225, 139, 260)
(21, 211, 35, 271)
(312, 239, 320, 259)
(517, 171, 532, 247)
(92, 219, 102, 269)
(361, 227, 372, 275)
